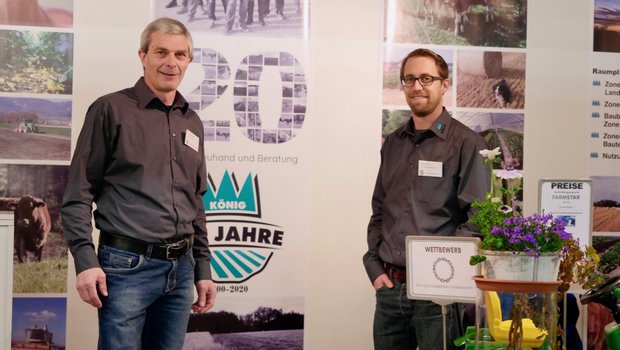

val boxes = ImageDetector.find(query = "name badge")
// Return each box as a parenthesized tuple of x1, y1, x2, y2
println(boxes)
(418, 160, 442, 177)
(184, 129, 200, 152)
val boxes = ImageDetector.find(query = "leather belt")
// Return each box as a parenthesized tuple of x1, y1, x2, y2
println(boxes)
(100, 233, 191, 260)
(385, 263, 407, 283)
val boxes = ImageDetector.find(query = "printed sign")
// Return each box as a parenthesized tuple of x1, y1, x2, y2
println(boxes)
(406, 236, 480, 303)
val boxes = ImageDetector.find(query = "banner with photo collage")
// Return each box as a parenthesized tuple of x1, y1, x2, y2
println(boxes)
(152, 1, 310, 348)
(0, 1, 74, 349)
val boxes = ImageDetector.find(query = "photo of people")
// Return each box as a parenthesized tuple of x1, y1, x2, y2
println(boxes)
(153, 0, 307, 37)
(456, 50, 525, 109)
(384, 0, 527, 48)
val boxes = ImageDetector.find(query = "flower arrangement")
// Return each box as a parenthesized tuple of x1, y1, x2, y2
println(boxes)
(485, 213, 572, 256)
(468, 147, 602, 289)
(468, 148, 603, 350)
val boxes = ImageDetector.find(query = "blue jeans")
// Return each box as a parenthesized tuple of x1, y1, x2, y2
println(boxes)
(226, 0, 248, 30)
(97, 244, 195, 350)
(374, 280, 463, 350)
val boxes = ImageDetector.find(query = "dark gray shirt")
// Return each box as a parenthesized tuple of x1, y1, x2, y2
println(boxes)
(363, 108, 490, 283)
(61, 77, 212, 281)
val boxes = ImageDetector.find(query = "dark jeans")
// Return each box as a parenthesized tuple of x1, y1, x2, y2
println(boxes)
(374, 280, 464, 350)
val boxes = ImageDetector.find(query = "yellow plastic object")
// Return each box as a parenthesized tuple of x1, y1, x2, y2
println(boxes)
(484, 291, 547, 348)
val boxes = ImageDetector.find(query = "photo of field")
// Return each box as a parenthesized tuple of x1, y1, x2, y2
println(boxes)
(0, 96, 71, 161)
(383, 45, 453, 107)
(594, 0, 620, 52)
(456, 50, 525, 109)
(384, 0, 527, 48)
(592, 176, 620, 233)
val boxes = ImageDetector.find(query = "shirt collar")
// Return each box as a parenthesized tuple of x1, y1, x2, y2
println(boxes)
(399, 108, 451, 141)
(134, 77, 189, 113)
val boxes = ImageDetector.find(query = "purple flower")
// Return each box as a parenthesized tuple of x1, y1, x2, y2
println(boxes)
(484, 212, 575, 256)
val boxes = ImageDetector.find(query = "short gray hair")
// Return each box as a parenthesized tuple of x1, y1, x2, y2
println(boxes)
(140, 17, 193, 56)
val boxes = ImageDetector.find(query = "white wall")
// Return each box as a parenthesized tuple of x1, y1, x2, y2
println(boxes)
(66, 1, 591, 349)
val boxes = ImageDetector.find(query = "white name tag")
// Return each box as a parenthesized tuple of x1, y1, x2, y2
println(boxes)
(418, 160, 442, 177)
(184, 129, 200, 152)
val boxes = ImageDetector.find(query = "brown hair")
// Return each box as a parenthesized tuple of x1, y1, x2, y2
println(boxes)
(399, 48, 449, 81)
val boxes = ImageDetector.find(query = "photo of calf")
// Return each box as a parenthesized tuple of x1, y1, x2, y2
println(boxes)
(0, 164, 69, 293)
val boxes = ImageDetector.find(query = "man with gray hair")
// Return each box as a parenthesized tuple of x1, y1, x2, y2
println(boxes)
(62, 17, 215, 349)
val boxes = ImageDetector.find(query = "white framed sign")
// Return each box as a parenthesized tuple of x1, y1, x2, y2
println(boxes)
(406, 236, 480, 303)
(538, 179, 593, 247)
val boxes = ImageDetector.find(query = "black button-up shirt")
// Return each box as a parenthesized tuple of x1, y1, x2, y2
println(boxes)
(61, 77, 212, 281)
(363, 108, 490, 283)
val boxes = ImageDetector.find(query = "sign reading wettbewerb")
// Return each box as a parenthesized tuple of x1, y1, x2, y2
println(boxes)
(406, 236, 480, 303)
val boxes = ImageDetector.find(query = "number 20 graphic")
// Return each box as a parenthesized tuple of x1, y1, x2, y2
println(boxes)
(186, 48, 307, 144)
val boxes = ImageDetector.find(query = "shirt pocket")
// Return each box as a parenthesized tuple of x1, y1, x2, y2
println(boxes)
(413, 172, 457, 209)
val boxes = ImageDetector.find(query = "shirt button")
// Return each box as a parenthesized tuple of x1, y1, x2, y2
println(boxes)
(173, 156, 177, 160)
(172, 133, 176, 137)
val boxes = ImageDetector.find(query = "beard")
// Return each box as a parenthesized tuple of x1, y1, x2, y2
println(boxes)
(407, 96, 440, 118)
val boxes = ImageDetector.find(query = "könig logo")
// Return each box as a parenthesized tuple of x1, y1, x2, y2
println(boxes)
(204, 171, 284, 283)
(204, 170, 260, 217)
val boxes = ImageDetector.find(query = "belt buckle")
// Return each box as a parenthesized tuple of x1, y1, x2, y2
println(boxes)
(165, 239, 186, 259)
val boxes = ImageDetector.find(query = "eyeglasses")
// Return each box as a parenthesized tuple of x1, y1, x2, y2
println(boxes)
(401, 74, 444, 87)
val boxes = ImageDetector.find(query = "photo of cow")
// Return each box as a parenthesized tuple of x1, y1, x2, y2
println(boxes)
(0, 164, 69, 293)
(0, 96, 72, 162)
(384, 0, 527, 48)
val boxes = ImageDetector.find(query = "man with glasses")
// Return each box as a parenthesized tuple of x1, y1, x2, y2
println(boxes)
(363, 48, 489, 350)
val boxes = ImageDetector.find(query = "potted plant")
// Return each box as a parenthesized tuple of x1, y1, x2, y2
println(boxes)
(467, 148, 603, 349)
(468, 148, 601, 287)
